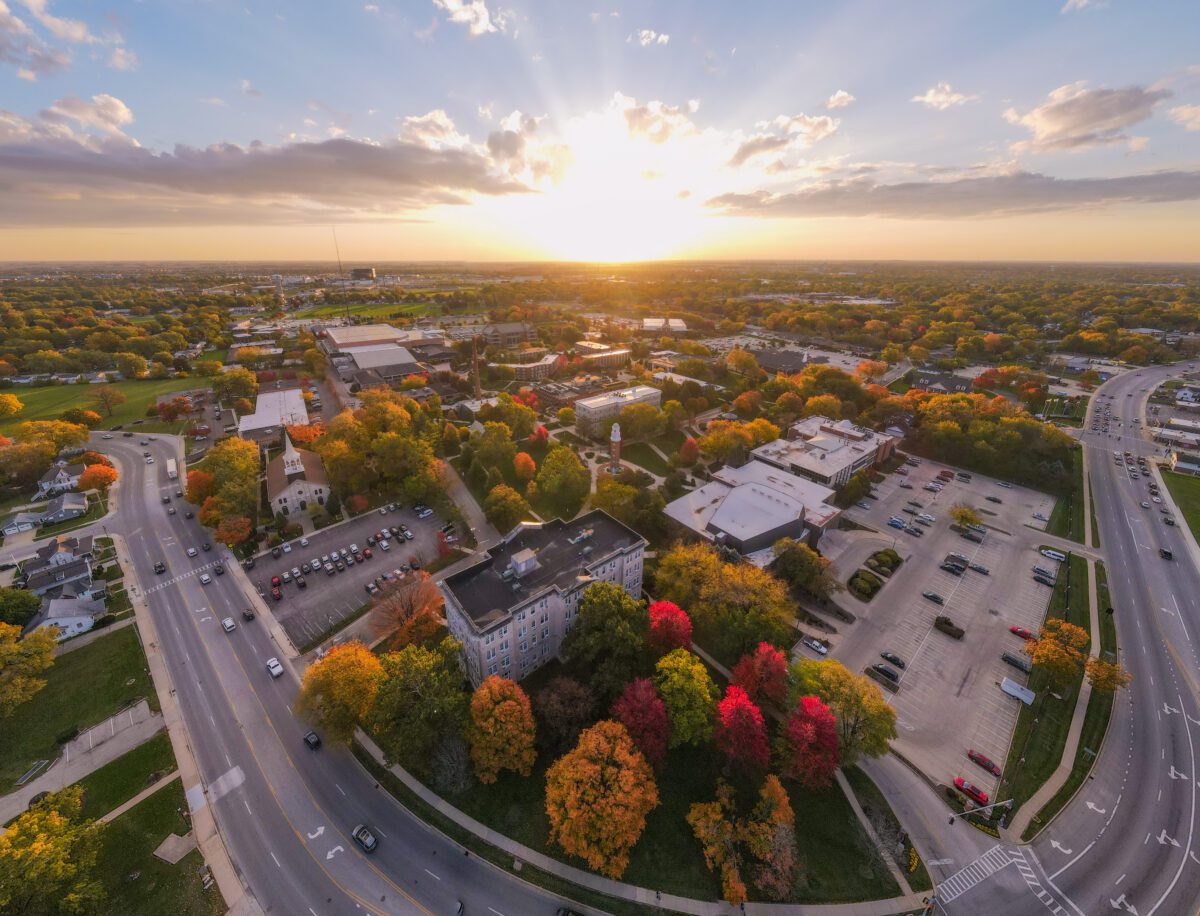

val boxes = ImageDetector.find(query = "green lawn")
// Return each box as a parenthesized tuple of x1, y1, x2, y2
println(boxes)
(77, 732, 176, 821)
(424, 742, 896, 904)
(293, 301, 440, 319)
(1046, 449, 1085, 544)
(0, 378, 207, 436)
(94, 779, 224, 916)
(843, 767, 932, 893)
(1161, 470, 1200, 545)
(553, 430, 585, 447)
(621, 441, 671, 477)
(0, 626, 157, 790)
(1001, 553, 1090, 815)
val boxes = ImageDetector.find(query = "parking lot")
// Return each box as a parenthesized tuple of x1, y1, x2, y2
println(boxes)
(820, 458, 1061, 798)
(247, 504, 456, 648)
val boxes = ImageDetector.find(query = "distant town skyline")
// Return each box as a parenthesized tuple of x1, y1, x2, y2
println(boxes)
(1, 0, 1198, 261)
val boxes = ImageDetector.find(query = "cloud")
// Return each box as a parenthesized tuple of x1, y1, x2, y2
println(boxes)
(705, 169, 1200, 220)
(399, 109, 470, 148)
(1061, 0, 1093, 11)
(1169, 105, 1200, 131)
(1004, 81, 1170, 151)
(433, 0, 509, 37)
(912, 82, 978, 110)
(240, 79, 262, 98)
(16, 0, 96, 44)
(108, 45, 136, 70)
(728, 113, 839, 166)
(728, 134, 790, 167)
(616, 93, 696, 144)
(198, 97, 226, 107)
(414, 17, 437, 41)
(363, 3, 379, 11)
(0, 0, 68, 79)
(630, 28, 668, 46)
(826, 90, 855, 110)
(0, 101, 531, 227)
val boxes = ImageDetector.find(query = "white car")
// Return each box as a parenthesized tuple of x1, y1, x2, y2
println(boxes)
(266, 657, 284, 678)
(145, 456, 155, 464)
(282, 543, 292, 554)
(221, 617, 237, 632)
(186, 547, 198, 557)
(802, 636, 828, 656)
(379, 538, 391, 551)
(299, 537, 310, 548)
(199, 573, 212, 585)
(102, 434, 113, 440)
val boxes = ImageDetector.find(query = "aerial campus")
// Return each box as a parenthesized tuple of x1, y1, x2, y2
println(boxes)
(1, 3, 1199, 916)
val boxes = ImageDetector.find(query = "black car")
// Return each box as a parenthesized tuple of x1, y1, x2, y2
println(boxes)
(872, 663, 900, 683)
(243, 557, 255, 569)
(202, 542, 212, 552)
(153, 561, 166, 574)
(213, 563, 225, 576)
(242, 608, 255, 621)
(272, 546, 283, 559)
(185, 511, 194, 519)
(922, 591, 945, 605)
(303, 730, 322, 750)
(969, 563, 990, 575)
(985, 496, 1002, 503)
(161, 494, 170, 503)
(881, 652, 906, 669)
(940, 562, 964, 575)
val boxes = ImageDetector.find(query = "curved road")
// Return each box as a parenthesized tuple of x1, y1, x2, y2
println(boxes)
(100, 434, 575, 916)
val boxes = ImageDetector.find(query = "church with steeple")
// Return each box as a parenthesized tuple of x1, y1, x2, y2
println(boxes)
(265, 432, 330, 517)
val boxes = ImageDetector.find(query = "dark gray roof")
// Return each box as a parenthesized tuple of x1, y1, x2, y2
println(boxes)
(443, 510, 644, 630)
(26, 556, 92, 595)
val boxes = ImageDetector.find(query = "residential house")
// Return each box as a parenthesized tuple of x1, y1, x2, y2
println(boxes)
(39, 493, 89, 525)
(22, 596, 107, 642)
(36, 462, 86, 497)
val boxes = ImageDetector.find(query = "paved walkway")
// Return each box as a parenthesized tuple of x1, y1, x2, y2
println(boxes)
(99, 769, 181, 823)
(54, 617, 135, 656)
(356, 731, 930, 916)
(0, 699, 163, 825)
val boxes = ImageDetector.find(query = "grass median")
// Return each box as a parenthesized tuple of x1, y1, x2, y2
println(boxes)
(1046, 449, 1085, 544)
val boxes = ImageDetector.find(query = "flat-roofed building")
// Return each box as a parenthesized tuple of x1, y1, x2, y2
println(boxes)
(482, 322, 538, 348)
(751, 416, 898, 488)
(493, 353, 565, 382)
(575, 385, 661, 437)
(664, 461, 839, 553)
(641, 318, 687, 334)
(579, 348, 631, 371)
(334, 343, 421, 383)
(238, 389, 309, 444)
(321, 323, 446, 354)
(441, 511, 647, 686)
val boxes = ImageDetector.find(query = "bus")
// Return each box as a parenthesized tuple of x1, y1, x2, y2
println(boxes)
(166, 458, 178, 480)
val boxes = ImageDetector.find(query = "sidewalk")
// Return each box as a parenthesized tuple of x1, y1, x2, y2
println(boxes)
(356, 731, 930, 916)
(116, 532, 261, 915)
(0, 699, 163, 825)
(98, 769, 180, 823)
(54, 616, 135, 656)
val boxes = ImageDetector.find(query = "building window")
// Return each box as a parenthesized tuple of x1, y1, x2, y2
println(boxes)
(500, 640, 509, 652)
(486, 648, 496, 660)
(488, 664, 497, 675)
(519, 641, 527, 652)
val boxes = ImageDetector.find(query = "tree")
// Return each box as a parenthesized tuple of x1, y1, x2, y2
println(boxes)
(563, 581, 649, 698)
(616, 402, 664, 441)
(88, 384, 126, 417)
(856, 360, 888, 384)
(838, 470, 872, 507)
(212, 365, 259, 402)
(777, 695, 840, 788)
(714, 686, 769, 775)
(79, 451, 112, 468)
(544, 720, 660, 878)
(731, 390, 762, 418)
(467, 676, 537, 783)
(663, 399, 687, 430)
(534, 676, 596, 752)
(557, 407, 576, 426)
(370, 571, 445, 651)
(0, 392, 22, 418)
(648, 600, 692, 654)
(114, 352, 147, 380)
(676, 436, 699, 466)
(949, 503, 982, 528)
(0, 588, 41, 627)
(1085, 657, 1133, 692)
(483, 484, 531, 533)
(296, 642, 384, 743)
(590, 476, 666, 541)
(655, 648, 718, 748)
(686, 782, 748, 905)
(474, 421, 517, 470)
(214, 515, 253, 546)
(771, 538, 840, 601)
(788, 659, 897, 765)
(535, 446, 591, 520)
(731, 642, 788, 706)
(367, 638, 468, 775)
(1024, 618, 1089, 690)
(77, 464, 118, 494)
(0, 787, 105, 915)
(611, 678, 670, 767)
(513, 451, 536, 484)
(726, 348, 760, 376)
(0, 623, 56, 718)
(59, 408, 102, 427)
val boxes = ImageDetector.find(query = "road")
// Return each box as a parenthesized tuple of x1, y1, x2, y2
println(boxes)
(100, 434, 574, 916)
(924, 364, 1200, 915)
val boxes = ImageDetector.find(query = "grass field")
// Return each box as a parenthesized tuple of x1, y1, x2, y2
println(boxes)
(621, 441, 671, 477)
(34, 493, 108, 540)
(293, 301, 440, 319)
(77, 731, 176, 821)
(1001, 553, 1090, 815)
(0, 626, 157, 790)
(1161, 470, 1200, 545)
(0, 378, 205, 436)
(95, 778, 224, 916)
(1046, 449, 1085, 544)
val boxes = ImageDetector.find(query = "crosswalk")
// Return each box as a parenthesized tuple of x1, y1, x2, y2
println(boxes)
(1010, 847, 1069, 915)
(144, 561, 222, 594)
(936, 844, 1014, 903)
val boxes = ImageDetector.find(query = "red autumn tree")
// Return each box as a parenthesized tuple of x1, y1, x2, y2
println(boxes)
(346, 494, 369, 514)
(197, 495, 223, 528)
(714, 686, 769, 776)
(77, 464, 118, 494)
(648, 601, 692, 654)
(215, 515, 253, 546)
(186, 469, 215, 504)
(79, 451, 112, 467)
(529, 425, 550, 444)
(731, 642, 788, 707)
(611, 678, 670, 767)
(286, 423, 324, 447)
(677, 437, 700, 466)
(777, 695, 840, 789)
(513, 451, 536, 483)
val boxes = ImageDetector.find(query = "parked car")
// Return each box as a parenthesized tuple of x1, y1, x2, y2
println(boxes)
(954, 777, 989, 806)
(801, 636, 828, 656)
(296, 575, 307, 588)
(922, 591, 945, 605)
(1010, 626, 1034, 640)
(880, 652, 906, 669)
(872, 663, 900, 683)
(271, 586, 283, 600)
(967, 749, 1001, 777)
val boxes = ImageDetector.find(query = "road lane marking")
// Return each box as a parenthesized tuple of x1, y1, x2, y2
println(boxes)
(271, 851, 281, 868)
(244, 800, 252, 814)
(335, 783, 346, 796)
(423, 869, 441, 881)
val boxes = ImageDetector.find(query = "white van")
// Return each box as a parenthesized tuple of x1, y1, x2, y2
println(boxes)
(1040, 548, 1067, 562)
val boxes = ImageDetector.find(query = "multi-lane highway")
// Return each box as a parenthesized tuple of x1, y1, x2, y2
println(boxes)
(926, 364, 1200, 915)
(100, 434, 573, 916)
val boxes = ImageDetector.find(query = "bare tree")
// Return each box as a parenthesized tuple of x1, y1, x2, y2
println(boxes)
(370, 571, 445, 650)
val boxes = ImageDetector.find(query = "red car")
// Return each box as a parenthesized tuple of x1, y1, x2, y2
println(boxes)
(967, 749, 1001, 777)
(271, 586, 283, 601)
(271, 575, 281, 588)
(955, 777, 989, 805)
(362, 547, 373, 559)
(1010, 626, 1034, 640)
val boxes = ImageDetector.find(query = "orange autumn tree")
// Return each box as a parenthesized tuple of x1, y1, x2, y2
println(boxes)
(285, 423, 324, 447)
(544, 720, 659, 878)
(296, 642, 384, 743)
(186, 469, 215, 504)
(1024, 618, 1089, 690)
(215, 515, 253, 546)
(77, 464, 117, 494)
(467, 676, 536, 783)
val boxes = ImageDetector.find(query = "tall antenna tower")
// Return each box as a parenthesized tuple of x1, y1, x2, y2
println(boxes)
(331, 226, 349, 323)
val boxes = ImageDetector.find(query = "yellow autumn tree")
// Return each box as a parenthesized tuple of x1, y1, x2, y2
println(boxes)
(295, 641, 384, 743)
(545, 720, 659, 878)
(467, 675, 536, 783)
(1085, 657, 1133, 692)
(1024, 618, 1088, 690)
(0, 623, 56, 718)
(0, 787, 104, 913)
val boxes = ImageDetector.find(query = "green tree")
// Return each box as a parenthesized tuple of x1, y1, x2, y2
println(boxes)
(114, 352, 147, 380)
(212, 365, 259, 401)
(564, 581, 649, 698)
(771, 538, 841, 600)
(484, 484, 531, 533)
(788, 658, 897, 765)
(590, 476, 666, 540)
(654, 648, 719, 747)
(534, 446, 591, 520)
(557, 407, 576, 426)
(616, 403, 664, 441)
(474, 421, 517, 471)
(0, 588, 42, 627)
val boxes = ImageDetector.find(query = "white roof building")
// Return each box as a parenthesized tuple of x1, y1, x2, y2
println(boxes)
(752, 417, 898, 489)
(238, 389, 309, 440)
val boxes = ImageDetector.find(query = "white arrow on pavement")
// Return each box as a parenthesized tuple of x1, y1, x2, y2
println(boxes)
(1157, 830, 1180, 847)
(306, 826, 324, 840)
(325, 845, 344, 860)
(1086, 801, 1108, 815)
(1164, 702, 1180, 715)
(1168, 765, 1190, 780)
(1109, 894, 1139, 914)
(1051, 840, 1074, 855)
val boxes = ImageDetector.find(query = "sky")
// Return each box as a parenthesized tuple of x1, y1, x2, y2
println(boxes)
(1, 0, 1199, 263)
